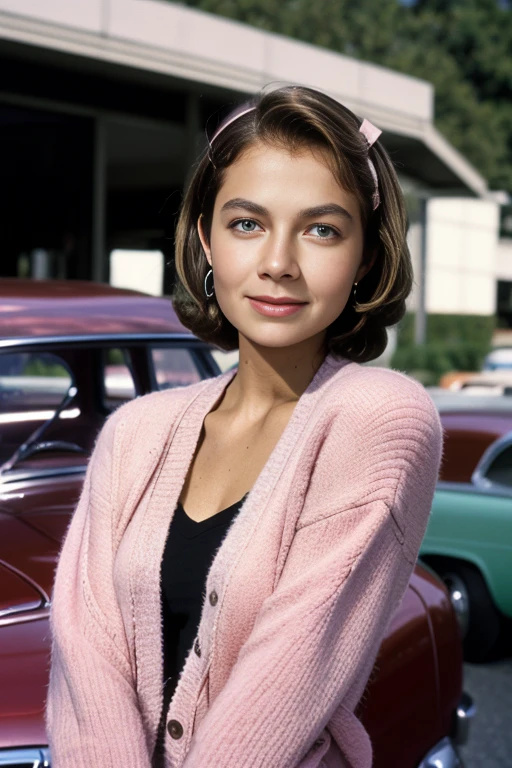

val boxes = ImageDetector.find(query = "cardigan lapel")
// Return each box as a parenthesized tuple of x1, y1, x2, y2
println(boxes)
(128, 353, 351, 749)
(128, 368, 238, 746)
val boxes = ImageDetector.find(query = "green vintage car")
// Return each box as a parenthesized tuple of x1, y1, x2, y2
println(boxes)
(420, 393, 512, 662)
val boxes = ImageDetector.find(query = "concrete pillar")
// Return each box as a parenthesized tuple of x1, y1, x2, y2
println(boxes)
(92, 115, 107, 282)
(415, 196, 428, 345)
(184, 92, 201, 188)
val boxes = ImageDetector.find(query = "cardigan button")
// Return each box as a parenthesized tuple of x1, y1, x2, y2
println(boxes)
(167, 719, 184, 740)
(209, 590, 218, 606)
(194, 638, 201, 657)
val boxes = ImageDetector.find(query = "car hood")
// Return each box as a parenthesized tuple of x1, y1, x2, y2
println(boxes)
(0, 510, 60, 604)
(0, 561, 43, 618)
(0, 472, 81, 602)
(0, 480, 76, 749)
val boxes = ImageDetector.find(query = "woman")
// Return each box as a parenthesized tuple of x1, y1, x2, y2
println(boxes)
(46, 86, 443, 768)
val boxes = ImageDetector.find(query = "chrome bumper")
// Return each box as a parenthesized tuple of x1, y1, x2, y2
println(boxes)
(418, 737, 462, 768)
(453, 691, 476, 746)
(417, 691, 475, 768)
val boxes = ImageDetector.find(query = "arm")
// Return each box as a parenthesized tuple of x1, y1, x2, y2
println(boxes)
(184, 386, 443, 768)
(45, 411, 152, 768)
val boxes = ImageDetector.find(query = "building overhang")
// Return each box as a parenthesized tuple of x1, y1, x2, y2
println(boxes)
(0, 0, 488, 197)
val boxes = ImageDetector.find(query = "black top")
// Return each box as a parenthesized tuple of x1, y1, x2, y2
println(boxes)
(160, 494, 247, 708)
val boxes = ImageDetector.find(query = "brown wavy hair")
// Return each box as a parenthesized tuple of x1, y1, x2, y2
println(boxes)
(173, 85, 412, 362)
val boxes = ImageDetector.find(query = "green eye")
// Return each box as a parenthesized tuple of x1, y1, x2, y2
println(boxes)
(240, 220, 256, 232)
(308, 224, 340, 239)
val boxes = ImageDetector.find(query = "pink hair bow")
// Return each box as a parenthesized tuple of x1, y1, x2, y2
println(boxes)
(359, 119, 382, 211)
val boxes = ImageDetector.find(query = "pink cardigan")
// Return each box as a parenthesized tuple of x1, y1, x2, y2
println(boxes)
(46, 354, 443, 768)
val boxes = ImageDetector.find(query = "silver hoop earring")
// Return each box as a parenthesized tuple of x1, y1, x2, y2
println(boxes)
(353, 282, 358, 299)
(204, 268, 215, 298)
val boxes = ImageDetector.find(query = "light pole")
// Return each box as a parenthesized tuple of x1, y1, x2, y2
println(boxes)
(414, 194, 429, 346)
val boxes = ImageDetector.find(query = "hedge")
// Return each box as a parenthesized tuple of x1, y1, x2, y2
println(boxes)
(390, 313, 495, 385)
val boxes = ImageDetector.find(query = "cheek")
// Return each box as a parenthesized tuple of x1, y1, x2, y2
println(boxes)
(306, 257, 355, 307)
(209, 231, 252, 289)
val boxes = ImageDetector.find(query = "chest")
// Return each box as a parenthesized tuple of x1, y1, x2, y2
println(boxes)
(179, 403, 296, 520)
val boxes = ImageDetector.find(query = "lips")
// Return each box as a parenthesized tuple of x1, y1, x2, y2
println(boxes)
(248, 295, 307, 305)
(247, 296, 307, 318)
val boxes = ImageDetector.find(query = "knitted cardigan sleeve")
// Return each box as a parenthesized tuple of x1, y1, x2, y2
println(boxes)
(183, 380, 443, 768)
(45, 409, 152, 768)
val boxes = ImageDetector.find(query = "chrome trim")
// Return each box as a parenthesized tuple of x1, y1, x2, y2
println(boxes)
(0, 332, 197, 349)
(0, 598, 41, 619)
(417, 737, 462, 768)
(454, 692, 476, 747)
(0, 557, 50, 606)
(471, 430, 512, 494)
(0, 605, 50, 628)
(0, 746, 50, 766)
(441, 572, 470, 637)
(0, 464, 87, 487)
(436, 479, 512, 499)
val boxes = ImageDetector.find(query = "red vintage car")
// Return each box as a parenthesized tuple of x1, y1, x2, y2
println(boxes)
(0, 280, 473, 767)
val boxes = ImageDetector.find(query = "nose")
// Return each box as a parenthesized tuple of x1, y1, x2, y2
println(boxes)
(256, 230, 301, 282)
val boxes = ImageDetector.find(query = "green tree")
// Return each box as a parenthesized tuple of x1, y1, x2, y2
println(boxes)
(180, 0, 512, 192)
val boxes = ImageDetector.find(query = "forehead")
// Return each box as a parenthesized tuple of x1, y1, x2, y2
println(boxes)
(215, 141, 359, 215)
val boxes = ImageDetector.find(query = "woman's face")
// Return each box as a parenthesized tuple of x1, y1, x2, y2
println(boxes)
(198, 141, 369, 351)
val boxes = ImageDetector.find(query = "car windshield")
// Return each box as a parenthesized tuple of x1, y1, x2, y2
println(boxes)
(0, 341, 205, 470)
(0, 352, 72, 413)
(0, 351, 75, 467)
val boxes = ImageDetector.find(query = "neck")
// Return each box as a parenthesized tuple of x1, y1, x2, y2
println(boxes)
(220, 334, 327, 419)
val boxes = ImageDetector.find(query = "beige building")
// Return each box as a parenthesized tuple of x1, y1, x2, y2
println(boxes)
(0, 0, 494, 317)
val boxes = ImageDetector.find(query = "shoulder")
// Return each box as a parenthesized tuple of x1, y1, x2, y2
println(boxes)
(300, 361, 443, 549)
(112, 377, 211, 428)
(87, 377, 224, 524)
(94, 376, 218, 457)
(329, 361, 441, 437)
(314, 361, 443, 494)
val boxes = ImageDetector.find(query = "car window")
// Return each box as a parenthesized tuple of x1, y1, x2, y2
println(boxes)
(485, 444, 512, 488)
(102, 348, 136, 410)
(0, 352, 72, 414)
(0, 352, 75, 465)
(210, 348, 239, 373)
(151, 347, 201, 390)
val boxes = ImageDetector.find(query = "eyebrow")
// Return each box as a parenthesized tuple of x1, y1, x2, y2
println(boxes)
(220, 198, 353, 222)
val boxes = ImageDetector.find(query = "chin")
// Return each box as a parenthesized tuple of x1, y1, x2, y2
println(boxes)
(220, 308, 330, 350)
(238, 327, 322, 350)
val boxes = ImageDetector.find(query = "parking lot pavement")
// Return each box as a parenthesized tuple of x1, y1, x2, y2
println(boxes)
(459, 657, 512, 767)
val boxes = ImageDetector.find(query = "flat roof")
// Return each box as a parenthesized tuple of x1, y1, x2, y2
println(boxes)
(0, 0, 488, 196)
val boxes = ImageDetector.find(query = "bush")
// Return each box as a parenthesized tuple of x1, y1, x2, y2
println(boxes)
(391, 313, 495, 385)
(396, 313, 495, 348)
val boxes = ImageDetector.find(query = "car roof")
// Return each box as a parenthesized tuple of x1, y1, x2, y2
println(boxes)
(429, 389, 512, 413)
(436, 407, 512, 482)
(440, 410, 512, 438)
(485, 346, 512, 359)
(0, 278, 190, 338)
